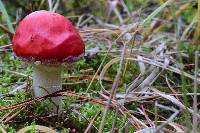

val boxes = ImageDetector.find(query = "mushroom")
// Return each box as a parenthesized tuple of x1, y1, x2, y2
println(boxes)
(12, 10, 85, 112)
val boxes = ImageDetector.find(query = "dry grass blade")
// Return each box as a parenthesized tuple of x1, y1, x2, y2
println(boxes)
(104, 57, 200, 82)
(134, 127, 155, 133)
(21, 107, 59, 128)
(73, 109, 99, 132)
(1, 107, 25, 125)
(152, 88, 200, 119)
(165, 75, 180, 100)
(181, 14, 197, 40)
(52, 0, 60, 12)
(0, 93, 50, 111)
(0, 44, 12, 49)
(168, 3, 191, 21)
(111, 105, 119, 133)
(142, 0, 173, 25)
(48, 0, 52, 11)
(137, 55, 146, 74)
(84, 111, 101, 133)
(140, 105, 155, 127)
(100, 56, 200, 95)
(0, 111, 12, 124)
(192, 51, 199, 133)
(192, 0, 200, 44)
(168, 122, 184, 132)
(3, 69, 31, 78)
(99, 93, 148, 129)
(64, 75, 112, 82)
(86, 41, 113, 92)
(134, 68, 162, 93)
(106, 0, 119, 22)
(119, 0, 131, 17)
(154, 102, 179, 132)
(8, 83, 27, 95)
(0, 0, 14, 33)
(98, 44, 126, 133)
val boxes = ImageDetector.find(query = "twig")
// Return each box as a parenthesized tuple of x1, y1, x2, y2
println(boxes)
(2, 107, 25, 124)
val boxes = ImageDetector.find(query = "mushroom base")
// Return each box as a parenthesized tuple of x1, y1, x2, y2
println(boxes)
(32, 64, 62, 113)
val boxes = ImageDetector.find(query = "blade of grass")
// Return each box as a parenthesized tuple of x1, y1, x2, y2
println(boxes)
(178, 54, 192, 131)
(197, 0, 200, 42)
(198, 0, 200, 44)
(98, 44, 126, 133)
(0, 0, 14, 33)
(48, 0, 53, 11)
(86, 42, 113, 92)
(192, 51, 199, 133)
(192, 0, 200, 44)
(142, 0, 173, 25)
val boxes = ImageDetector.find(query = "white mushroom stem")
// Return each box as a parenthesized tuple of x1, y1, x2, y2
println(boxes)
(32, 64, 62, 113)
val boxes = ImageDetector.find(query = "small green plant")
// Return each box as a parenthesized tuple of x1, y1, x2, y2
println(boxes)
(70, 103, 126, 132)
(60, 128, 69, 133)
(0, 124, 16, 133)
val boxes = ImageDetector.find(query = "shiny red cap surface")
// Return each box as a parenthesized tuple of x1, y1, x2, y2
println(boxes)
(12, 10, 84, 63)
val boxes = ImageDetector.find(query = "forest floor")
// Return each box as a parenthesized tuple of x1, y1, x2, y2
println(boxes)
(0, 0, 200, 133)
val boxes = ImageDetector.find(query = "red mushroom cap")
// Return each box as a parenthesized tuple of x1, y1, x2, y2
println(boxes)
(12, 10, 84, 63)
